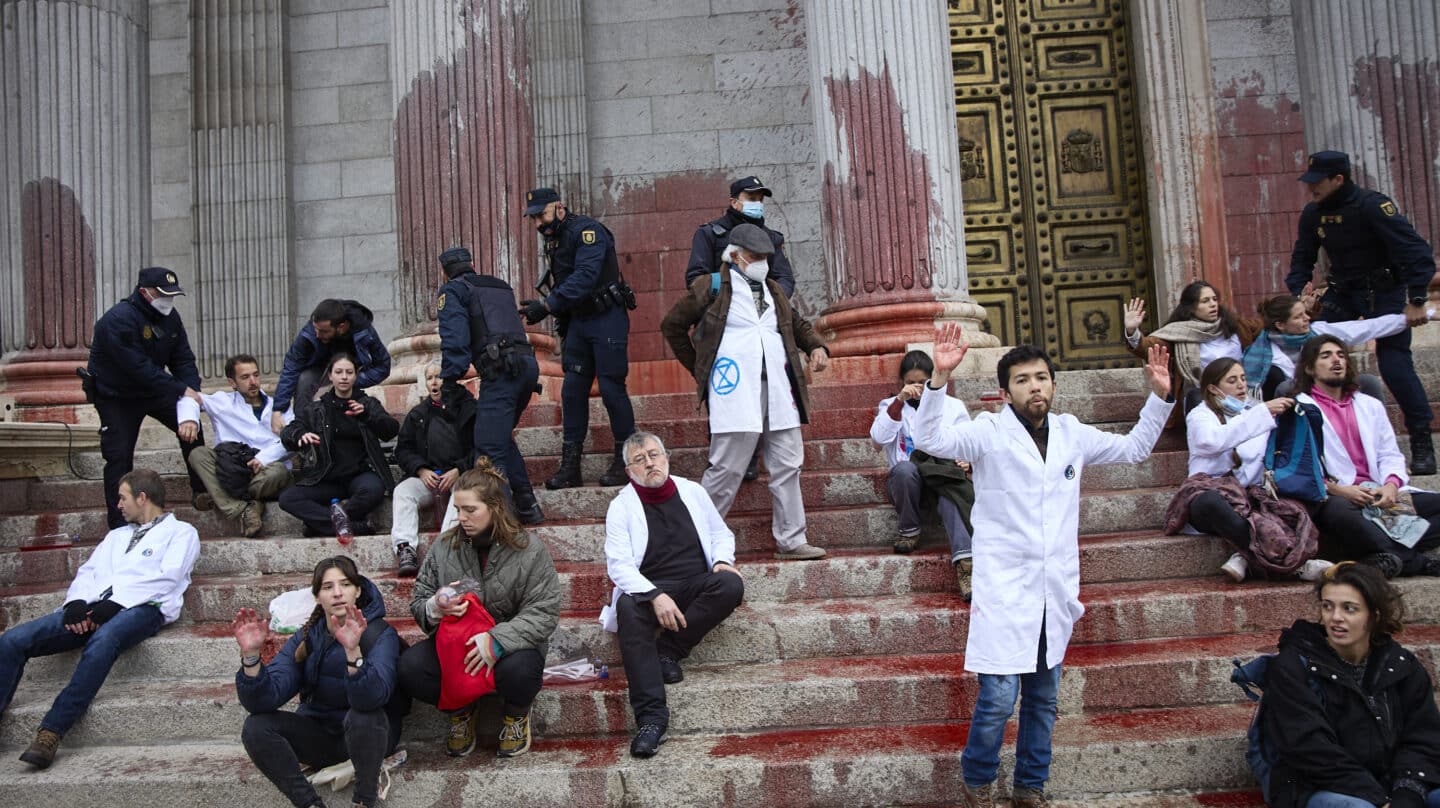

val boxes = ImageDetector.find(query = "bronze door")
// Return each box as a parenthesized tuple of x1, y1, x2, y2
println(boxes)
(949, 0, 1151, 368)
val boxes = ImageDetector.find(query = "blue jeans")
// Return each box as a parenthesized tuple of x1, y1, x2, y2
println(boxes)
(1307, 789, 1440, 807)
(0, 604, 164, 734)
(961, 664, 1063, 790)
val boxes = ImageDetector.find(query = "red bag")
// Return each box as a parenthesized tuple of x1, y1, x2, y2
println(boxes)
(434, 593, 498, 711)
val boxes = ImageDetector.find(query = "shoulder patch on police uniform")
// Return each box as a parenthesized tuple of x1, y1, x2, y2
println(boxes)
(582, 230, 596, 245)
(436, 293, 446, 311)
(1317, 226, 1326, 239)
(142, 325, 154, 340)
(1380, 200, 1398, 216)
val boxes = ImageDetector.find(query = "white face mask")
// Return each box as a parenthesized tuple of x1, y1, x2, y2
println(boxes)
(740, 258, 770, 283)
(150, 296, 176, 316)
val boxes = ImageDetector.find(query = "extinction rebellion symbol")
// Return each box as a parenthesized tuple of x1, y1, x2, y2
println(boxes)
(711, 357, 740, 396)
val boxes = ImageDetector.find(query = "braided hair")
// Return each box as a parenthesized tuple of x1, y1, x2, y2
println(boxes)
(443, 457, 527, 551)
(293, 556, 365, 664)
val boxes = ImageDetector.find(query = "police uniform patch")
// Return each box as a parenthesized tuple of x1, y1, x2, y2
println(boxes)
(1317, 226, 1326, 239)
(1381, 201, 1398, 216)
(582, 230, 596, 245)
(142, 325, 154, 340)
(437, 293, 446, 311)
(165, 272, 177, 284)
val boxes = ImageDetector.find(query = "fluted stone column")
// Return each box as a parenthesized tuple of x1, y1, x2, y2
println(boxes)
(529, 0, 589, 209)
(807, 0, 994, 359)
(0, 0, 150, 409)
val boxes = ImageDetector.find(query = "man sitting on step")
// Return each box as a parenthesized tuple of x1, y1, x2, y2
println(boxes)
(0, 469, 200, 770)
(600, 432, 744, 758)
(178, 353, 294, 538)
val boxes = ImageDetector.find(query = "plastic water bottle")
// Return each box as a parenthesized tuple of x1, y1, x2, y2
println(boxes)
(436, 577, 482, 607)
(329, 499, 353, 546)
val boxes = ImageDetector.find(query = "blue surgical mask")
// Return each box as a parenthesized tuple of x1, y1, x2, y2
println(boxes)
(741, 201, 764, 219)
(1220, 395, 1246, 416)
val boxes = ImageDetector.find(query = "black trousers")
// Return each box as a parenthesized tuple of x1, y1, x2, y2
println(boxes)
(1311, 490, 1440, 574)
(397, 640, 544, 716)
(616, 571, 744, 726)
(278, 472, 385, 534)
(241, 708, 397, 808)
(95, 395, 205, 529)
(1187, 490, 1253, 553)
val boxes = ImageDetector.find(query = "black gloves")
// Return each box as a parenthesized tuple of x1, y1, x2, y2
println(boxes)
(62, 600, 90, 626)
(519, 299, 550, 325)
(87, 599, 124, 625)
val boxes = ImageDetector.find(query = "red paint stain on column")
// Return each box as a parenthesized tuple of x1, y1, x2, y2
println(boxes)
(1351, 56, 1440, 244)
(22, 178, 95, 350)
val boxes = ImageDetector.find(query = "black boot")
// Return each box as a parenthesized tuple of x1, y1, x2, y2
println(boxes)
(514, 485, 545, 525)
(546, 442, 584, 490)
(743, 449, 762, 482)
(1411, 432, 1436, 476)
(597, 446, 629, 487)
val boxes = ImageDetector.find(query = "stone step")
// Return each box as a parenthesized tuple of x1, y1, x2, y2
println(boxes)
(0, 704, 1261, 806)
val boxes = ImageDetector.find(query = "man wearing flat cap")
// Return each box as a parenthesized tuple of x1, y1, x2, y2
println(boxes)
(434, 245, 544, 525)
(519, 188, 637, 490)
(1287, 150, 1438, 473)
(662, 223, 830, 561)
(86, 267, 207, 529)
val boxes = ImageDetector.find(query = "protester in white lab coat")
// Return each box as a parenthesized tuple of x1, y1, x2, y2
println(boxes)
(1244, 290, 1406, 400)
(912, 325, 1173, 808)
(0, 469, 200, 770)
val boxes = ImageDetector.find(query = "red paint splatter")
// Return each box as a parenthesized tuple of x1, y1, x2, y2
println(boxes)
(22, 178, 95, 352)
(1351, 56, 1440, 247)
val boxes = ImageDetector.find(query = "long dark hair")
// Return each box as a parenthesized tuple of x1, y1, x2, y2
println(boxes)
(1293, 335, 1358, 395)
(1166, 280, 1240, 337)
(898, 350, 934, 382)
(1257, 294, 1303, 332)
(1316, 561, 1406, 641)
(444, 457, 527, 551)
(293, 556, 367, 664)
(1198, 357, 1243, 417)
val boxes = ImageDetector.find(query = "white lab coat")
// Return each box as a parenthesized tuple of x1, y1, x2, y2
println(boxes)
(1296, 391, 1408, 488)
(913, 386, 1173, 674)
(1185, 403, 1275, 488)
(65, 513, 201, 624)
(708, 269, 799, 434)
(870, 394, 972, 468)
(1266, 315, 1408, 378)
(176, 390, 294, 466)
(598, 475, 737, 632)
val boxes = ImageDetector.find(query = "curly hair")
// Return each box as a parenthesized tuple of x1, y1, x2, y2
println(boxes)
(444, 456, 527, 551)
(1293, 335, 1358, 395)
(1315, 561, 1407, 641)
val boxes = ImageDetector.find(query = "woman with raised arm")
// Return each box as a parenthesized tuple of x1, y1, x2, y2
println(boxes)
(1124, 281, 1262, 413)
(1245, 289, 1406, 400)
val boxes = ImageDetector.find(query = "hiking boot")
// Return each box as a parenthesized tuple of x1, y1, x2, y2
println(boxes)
(546, 441, 584, 490)
(1411, 432, 1437, 476)
(1221, 553, 1248, 582)
(774, 543, 827, 561)
(954, 557, 974, 601)
(597, 446, 629, 487)
(658, 655, 684, 684)
(18, 728, 61, 769)
(192, 492, 214, 512)
(446, 706, 478, 757)
(743, 450, 762, 482)
(497, 711, 532, 758)
(1362, 551, 1403, 579)
(514, 486, 545, 526)
(958, 782, 993, 808)
(893, 534, 918, 554)
(239, 500, 265, 538)
(1297, 558, 1333, 582)
(629, 723, 668, 758)
(395, 542, 420, 578)
(1011, 786, 1051, 808)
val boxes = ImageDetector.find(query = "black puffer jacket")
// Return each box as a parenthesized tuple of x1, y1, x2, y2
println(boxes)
(1263, 619, 1440, 807)
(281, 390, 400, 490)
(394, 396, 475, 478)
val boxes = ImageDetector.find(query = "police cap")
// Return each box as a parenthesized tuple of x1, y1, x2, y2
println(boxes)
(523, 187, 560, 216)
(1298, 151, 1351, 183)
(729, 176, 773, 198)
(728, 223, 775, 256)
(439, 246, 473, 270)
(137, 266, 184, 296)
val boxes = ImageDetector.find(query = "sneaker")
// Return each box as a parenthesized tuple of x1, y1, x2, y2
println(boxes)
(774, 543, 827, 561)
(1221, 553, 1248, 582)
(629, 723, 668, 758)
(954, 558, 974, 601)
(192, 492, 214, 512)
(240, 500, 265, 538)
(658, 655, 684, 684)
(1012, 786, 1050, 808)
(18, 728, 61, 769)
(395, 543, 420, 578)
(497, 712, 532, 758)
(1362, 552, 1403, 579)
(893, 534, 918, 554)
(958, 782, 994, 808)
(446, 706, 478, 757)
(350, 520, 378, 537)
(1297, 558, 1333, 582)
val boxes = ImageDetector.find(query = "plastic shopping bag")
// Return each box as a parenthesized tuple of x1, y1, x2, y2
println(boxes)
(267, 587, 316, 634)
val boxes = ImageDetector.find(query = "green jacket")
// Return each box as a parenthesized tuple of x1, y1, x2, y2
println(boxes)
(409, 527, 561, 657)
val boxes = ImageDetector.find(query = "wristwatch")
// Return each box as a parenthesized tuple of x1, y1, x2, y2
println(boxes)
(1410, 294, 1429, 307)
(241, 654, 261, 667)
(346, 656, 365, 669)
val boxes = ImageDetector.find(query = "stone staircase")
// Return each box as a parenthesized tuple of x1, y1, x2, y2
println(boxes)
(1, 368, 1437, 807)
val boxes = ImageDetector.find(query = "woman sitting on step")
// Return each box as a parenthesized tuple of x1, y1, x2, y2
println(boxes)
(234, 556, 405, 808)
(868, 349, 977, 599)
(1163, 357, 1331, 583)
(1261, 561, 1440, 808)
(398, 459, 561, 759)
(1125, 280, 1262, 415)
(278, 353, 399, 537)
(1244, 290, 1406, 400)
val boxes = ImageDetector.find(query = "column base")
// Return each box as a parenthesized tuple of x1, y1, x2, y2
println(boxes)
(0, 350, 91, 422)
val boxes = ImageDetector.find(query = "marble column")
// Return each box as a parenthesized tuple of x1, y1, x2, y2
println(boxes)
(807, 0, 995, 360)
(0, 0, 150, 410)
(1294, 0, 1440, 250)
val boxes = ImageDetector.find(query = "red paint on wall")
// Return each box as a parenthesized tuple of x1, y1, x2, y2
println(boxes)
(821, 62, 938, 311)
(1350, 56, 1440, 247)
(21, 178, 95, 352)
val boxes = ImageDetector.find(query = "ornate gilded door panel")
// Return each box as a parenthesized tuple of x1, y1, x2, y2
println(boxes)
(950, 0, 1151, 368)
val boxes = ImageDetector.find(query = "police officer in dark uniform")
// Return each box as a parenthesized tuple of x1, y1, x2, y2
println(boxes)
(435, 246, 544, 524)
(1287, 150, 1436, 473)
(84, 267, 206, 529)
(518, 188, 636, 489)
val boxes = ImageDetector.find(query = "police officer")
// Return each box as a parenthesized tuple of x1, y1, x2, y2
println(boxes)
(85, 267, 207, 529)
(1287, 150, 1436, 473)
(436, 246, 544, 524)
(518, 188, 636, 489)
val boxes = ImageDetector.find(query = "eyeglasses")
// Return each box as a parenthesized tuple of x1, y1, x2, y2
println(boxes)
(626, 450, 666, 467)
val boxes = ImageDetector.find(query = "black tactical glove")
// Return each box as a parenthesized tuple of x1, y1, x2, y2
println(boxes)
(62, 600, 91, 626)
(519, 299, 550, 325)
